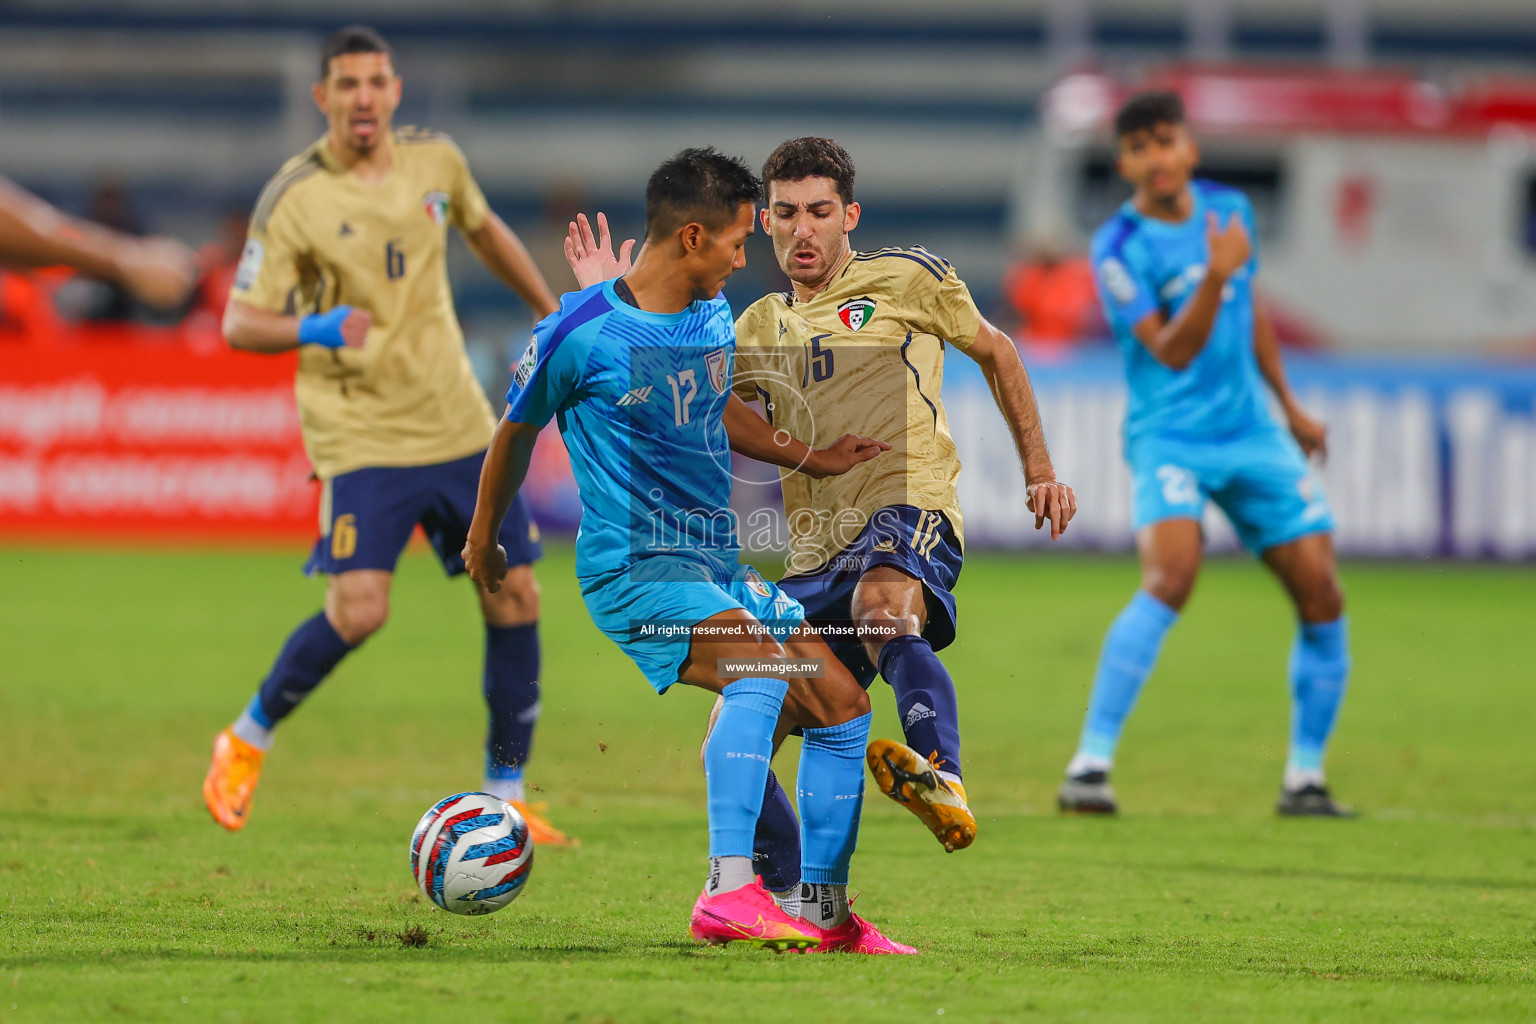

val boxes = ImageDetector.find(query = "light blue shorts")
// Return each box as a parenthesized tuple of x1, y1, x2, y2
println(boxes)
(1128, 427, 1334, 554)
(578, 554, 806, 693)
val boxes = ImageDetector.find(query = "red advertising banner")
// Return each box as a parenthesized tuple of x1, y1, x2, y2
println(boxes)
(0, 340, 317, 542)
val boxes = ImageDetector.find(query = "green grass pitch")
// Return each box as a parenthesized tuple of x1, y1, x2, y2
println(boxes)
(1, 544, 1533, 1022)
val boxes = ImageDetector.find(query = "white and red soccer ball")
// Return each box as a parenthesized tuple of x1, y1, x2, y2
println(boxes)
(410, 792, 533, 915)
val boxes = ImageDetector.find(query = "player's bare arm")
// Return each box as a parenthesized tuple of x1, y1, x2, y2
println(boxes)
(565, 212, 634, 288)
(722, 393, 890, 479)
(1131, 212, 1250, 371)
(0, 176, 196, 309)
(963, 317, 1077, 538)
(463, 212, 560, 318)
(1253, 299, 1327, 458)
(462, 415, 541, 593)
(222, 298, 371, 354)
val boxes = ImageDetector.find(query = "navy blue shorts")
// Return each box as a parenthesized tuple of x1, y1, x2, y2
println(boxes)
(304, 450, 543, 577)
(777, 505, 963, 689)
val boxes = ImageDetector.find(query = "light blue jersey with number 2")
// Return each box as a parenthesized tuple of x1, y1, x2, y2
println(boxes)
(1088, 181, 1333, 553)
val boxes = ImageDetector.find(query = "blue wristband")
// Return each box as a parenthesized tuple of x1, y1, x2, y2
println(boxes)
(298, 306, 353, 348)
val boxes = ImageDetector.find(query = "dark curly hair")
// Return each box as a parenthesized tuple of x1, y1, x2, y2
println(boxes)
(761, 137, 856, 206)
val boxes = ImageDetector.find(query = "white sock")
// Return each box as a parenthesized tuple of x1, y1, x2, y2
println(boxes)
(768, 885, 800, 918)
(799, 883, 850, 928)
(1066, 751, 1112, 778)
(483, 776, 526, 803)
(1284, 766, 1325, 792)
(937, 769, 963, 790)
(705, 856, 755, 896)
(231, 710, 273, 751)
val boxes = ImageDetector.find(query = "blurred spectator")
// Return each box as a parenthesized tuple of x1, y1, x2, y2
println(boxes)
(193, 207, 249, 321)
(54, 179, 146, 323)
(528, 185, 589, 295)
(1000, 234, 1104, 352)
(0, 270, 60, 341)
(176, 207, 250, 351)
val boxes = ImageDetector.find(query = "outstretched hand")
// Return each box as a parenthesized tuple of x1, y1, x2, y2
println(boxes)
(564, 212, 635, 289)
(805, 434, 891, 478)
(117, 235, 198, 310)
(1026, 480, 1077, 540)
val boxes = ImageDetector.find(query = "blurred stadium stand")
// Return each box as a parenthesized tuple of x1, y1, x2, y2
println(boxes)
(7, 1, 1536, 555)
(5, 0, 1536, 350)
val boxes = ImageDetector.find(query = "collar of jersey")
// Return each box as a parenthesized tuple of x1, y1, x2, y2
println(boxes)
(1120, 184, 1205, 236)
(601, 280, 699, 325)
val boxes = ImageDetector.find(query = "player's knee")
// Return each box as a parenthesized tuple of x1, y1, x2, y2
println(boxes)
(1143, 563, 1198, 611)
(816, 662, 872, 727)
(330, 595, 388, 644)
(854, 607, 918, 665)
(484, 567, 540, 627)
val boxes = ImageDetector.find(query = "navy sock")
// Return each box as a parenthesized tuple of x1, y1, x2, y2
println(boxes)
(878, 635, 963, 779)
(484, 623, 541, 780)
(752, 769, 802, 892)
(253, 611, 355, 727)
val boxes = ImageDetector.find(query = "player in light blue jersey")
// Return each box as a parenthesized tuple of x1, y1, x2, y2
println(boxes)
(1058, 92, 1353, 818)
(464, 148, 916, 953)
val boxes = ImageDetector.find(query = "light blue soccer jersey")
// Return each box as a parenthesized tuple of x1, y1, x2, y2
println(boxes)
(1090, 179, 1273, 445)
(505, 280, 805, 692)
(506, 280, 740, 579)
(1090, 181, 1334, 553)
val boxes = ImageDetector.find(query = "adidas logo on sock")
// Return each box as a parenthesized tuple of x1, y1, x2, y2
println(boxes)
(904, 702, 937, 727)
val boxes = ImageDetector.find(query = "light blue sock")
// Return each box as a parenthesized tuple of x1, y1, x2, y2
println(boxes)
(1287, 618, 1350, 785)
(798, 711, 871, 885)
(703, 677, 787, 858)
(1073, 591, 1179, 768)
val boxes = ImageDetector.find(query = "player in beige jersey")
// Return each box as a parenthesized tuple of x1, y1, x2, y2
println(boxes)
(566, 138, 1074, 875)
(202, 27, 572, 845)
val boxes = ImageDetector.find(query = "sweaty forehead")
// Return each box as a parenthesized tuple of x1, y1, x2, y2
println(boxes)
(768, 176, 841, 207)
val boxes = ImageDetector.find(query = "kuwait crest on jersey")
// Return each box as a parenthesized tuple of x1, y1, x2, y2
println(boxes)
(837, 296, 876, 332)
(704, 348, 729, 394)
(422, 190, 450, 226)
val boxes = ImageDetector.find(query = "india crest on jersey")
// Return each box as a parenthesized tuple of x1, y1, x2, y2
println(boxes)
(838, 297, 876, 332)
(704, 348, 729, 394)
(422, 190, 450, 226)
(512, 337, 538, 389)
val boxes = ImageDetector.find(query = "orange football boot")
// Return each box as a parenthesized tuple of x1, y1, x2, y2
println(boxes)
(202, 728, 265, 831)
(511, 800, 577, 847)
(866, 738, 976, 852)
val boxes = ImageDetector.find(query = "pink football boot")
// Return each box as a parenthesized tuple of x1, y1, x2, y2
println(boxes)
(806, 912, 917, 954)
(689, 881, 821, 952)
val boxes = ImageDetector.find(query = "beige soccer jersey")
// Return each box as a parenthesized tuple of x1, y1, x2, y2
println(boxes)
(231, 128, 495, 479)
(733, 247, 983, 575)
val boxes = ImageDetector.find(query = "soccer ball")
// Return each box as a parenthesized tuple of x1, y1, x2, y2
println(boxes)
(409, 792, 533, 916)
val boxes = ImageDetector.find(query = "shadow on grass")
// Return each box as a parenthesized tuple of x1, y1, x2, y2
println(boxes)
(0, 938, 711, 970)
(1095, 858, 1536, 892)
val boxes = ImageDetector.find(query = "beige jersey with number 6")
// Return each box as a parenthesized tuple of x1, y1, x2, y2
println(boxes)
(231, 128, 495, 480)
